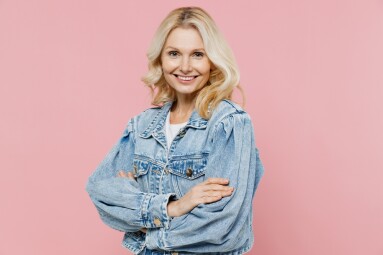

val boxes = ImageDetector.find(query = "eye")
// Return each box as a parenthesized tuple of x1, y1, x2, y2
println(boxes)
(193, 52, 204, 58)
(168, 51, 179, 57)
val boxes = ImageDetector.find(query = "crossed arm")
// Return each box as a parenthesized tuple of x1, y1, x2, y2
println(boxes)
(117, 170, 234, 233)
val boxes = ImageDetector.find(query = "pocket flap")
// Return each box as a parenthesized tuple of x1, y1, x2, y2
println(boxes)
(168, 154, 208, 180)
(132, 158, 151, 177)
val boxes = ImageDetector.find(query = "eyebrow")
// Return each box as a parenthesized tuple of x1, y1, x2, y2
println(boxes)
(165, 46, 206, 52)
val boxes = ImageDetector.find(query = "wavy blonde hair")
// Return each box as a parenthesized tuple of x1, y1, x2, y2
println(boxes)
(141, 6, 245, 119)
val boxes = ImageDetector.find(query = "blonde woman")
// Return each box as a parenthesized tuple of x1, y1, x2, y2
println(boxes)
(86, 6, 264, 255)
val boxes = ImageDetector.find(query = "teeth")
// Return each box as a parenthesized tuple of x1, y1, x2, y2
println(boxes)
(177, 75, 195, 81)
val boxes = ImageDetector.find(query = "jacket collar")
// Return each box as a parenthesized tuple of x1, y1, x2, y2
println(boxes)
(139, 101, 208, 138)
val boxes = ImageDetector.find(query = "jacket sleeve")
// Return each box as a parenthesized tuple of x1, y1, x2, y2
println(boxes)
(145, 112, 265, 253)
(85, 117, 176, 232)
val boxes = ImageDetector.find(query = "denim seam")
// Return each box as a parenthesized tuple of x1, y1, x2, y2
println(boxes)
(141, 193, 152, 228)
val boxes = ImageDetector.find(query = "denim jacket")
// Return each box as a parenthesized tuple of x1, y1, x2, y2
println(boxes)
(86, 99, 264, 255)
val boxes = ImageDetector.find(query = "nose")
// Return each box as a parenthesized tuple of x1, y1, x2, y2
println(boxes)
(180, 56, 192, 73)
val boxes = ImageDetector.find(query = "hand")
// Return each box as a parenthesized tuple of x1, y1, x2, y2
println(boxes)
(167, 177, 234, 217)
(117, 170, 136, 180)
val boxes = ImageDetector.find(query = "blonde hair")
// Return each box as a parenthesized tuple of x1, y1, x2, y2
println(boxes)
(141, 6, 245, 119)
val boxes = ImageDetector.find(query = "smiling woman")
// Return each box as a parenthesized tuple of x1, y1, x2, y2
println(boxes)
(141, 7, 243, 121)
(86, 6, 264, 255)
(160, 27, 212, 112)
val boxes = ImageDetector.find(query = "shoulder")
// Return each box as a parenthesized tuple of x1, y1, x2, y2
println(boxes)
(211, 99, 250, 124)
(122, 105, 163, 135)
(137, 105, 163, 119)
(131, 104, 164, 122)
(219, 99, 245, 113)
(209, 100, 252, 139)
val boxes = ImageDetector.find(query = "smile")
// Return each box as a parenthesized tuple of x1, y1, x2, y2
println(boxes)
(174, 74, 198, 81)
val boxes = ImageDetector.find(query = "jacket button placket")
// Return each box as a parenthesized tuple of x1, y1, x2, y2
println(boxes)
(161, 145, 172, 196)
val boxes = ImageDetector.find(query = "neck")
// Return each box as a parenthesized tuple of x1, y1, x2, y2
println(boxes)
(170, 95, 196, 124)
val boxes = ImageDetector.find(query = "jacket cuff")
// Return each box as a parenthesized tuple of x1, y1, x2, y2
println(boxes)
(145, 227, 165, 250)
(141, 193, 176, 229)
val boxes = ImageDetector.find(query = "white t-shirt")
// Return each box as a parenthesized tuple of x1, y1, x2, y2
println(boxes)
(165, 111, 188, 149)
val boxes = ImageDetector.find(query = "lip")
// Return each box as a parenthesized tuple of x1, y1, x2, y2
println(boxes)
(173, 74, 199, 83)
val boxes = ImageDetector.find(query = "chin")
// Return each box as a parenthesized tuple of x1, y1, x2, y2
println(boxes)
(175, 90, 196, 96)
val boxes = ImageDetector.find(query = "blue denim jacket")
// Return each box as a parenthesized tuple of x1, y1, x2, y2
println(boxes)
(86, 99, 264, 255)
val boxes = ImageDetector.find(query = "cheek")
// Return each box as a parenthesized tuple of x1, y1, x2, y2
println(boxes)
(195, 61, 211, 74)
(161, 58, 178, 73)
(161, 63, 171, 73)
(163, 72, 174, 84)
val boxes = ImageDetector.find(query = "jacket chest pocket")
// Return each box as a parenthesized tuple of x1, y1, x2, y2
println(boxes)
(168, 153, 208, 198)
(132, 156, 158, 193)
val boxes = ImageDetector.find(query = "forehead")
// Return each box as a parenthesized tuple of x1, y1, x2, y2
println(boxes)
(163, 27, 205, 51)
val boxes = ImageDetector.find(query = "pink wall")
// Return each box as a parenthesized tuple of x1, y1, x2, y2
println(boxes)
(1, 0, 382, 254)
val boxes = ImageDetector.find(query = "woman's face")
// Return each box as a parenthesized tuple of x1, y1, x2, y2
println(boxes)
(161, 27, 211, 100)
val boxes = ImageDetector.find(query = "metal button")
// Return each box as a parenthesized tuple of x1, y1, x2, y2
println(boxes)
(154, 217, 162, 227)
(164, 168, 169, 175)
(171, 252, 179, 255)
(186, 167, 193, 177)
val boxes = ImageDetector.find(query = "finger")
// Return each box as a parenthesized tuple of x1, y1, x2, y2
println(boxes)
(200, 184, 234, 192)
(204, 190, 233, 198)
(127, 172, 136, 180)
(200, 189, 234, 204)
(203, 177, 230, 185)
(200, 195, 224, 204)
(117, 170, 131, 178)
(117, 170, 126, 177)
(220, 189, 234, 197)
(204, 191, 223, 198)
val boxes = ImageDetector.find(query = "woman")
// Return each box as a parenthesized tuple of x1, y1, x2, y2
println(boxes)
(86, 6, 264, 255)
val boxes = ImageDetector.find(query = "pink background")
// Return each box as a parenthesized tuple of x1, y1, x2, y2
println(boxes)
(1, 0, 382, 254)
